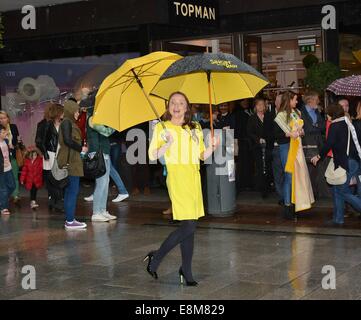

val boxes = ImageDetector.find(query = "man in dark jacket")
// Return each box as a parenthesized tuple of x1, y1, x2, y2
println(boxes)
(234, 99, 254, 192)
(300, 91, 327, 199)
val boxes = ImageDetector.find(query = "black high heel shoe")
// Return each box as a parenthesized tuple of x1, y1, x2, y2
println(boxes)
(143, 252, 158, 279)
(179, 267, 198, 286)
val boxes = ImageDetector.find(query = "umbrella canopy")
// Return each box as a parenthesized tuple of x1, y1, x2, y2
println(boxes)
(93, 51, 182, 132)
(151, 52, 269, 105)
(151, 52, 269, 135)
(327, 75, 361, 97)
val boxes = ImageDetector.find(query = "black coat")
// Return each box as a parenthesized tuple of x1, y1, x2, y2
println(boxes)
(234, 108, 253, 141)
(36, 120, 59, 160)
(6, 124, 19, 159)
(247, 114, 265, 148)
(300, 105, 326, 150)
(320, 120, 359, 171)
(214, 112, 236, 130)
(263, 107, 276, 150)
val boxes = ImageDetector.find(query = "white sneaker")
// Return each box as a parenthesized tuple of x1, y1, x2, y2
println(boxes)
(112, 194, 129, 203)
(84, 194, 94, 202)
(91, 213, 110, 222)
(30, 201, 39, 209)
(102, 210, 117, 220)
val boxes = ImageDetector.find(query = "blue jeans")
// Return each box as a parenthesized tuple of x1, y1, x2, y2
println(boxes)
(93, 153, 111, 214)
(110, 143, 121, 174)
(272, 146, 284, 201)
(279, 143, 292, 205)
(110, 163, 128, 195)
(0, 170, 16, 210)
(64, 176, 80, 222)
(332, 158, 361, 224)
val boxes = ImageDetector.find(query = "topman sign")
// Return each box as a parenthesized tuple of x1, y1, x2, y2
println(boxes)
(169, 0, 219, 27)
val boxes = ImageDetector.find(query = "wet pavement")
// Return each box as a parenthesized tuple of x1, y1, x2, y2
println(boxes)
(1, 185, 361, 300)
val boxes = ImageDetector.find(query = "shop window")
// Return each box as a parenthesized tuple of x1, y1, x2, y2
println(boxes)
(0, 52, 139, 146)
(339, 33, 361, 76)
(246, 29, 323, 97)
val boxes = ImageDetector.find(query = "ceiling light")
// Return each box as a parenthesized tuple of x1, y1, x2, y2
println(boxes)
(276, 46, 281, 49)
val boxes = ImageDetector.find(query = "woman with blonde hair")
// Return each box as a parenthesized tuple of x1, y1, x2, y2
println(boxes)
(0, 111, 21, 204)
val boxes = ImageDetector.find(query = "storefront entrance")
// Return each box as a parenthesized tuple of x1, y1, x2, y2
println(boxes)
(156, 27, 324, 99)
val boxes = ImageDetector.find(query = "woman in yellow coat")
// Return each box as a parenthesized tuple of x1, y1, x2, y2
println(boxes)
(145, 91, 219, 286)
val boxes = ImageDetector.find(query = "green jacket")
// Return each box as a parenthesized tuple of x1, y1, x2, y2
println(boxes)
(86, 116, 114, 155)
(57, 101, 84, 177)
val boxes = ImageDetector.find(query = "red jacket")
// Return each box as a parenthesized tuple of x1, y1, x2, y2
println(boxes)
(326, 120, 333, 157)
(20, 156, 43, 190)
(76, 111, 87, 143)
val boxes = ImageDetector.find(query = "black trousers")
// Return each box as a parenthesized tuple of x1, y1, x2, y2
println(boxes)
(30, 185, 37, 201)
(236, 140, 254, 191)
(43, 170, 63, 203)
(150, 220, 197, 281)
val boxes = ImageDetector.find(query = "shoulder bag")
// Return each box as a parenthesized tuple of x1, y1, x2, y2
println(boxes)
(324, 127, 349, 185)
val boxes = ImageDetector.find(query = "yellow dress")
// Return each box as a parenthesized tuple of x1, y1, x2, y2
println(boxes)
(148, 121, 205, 221)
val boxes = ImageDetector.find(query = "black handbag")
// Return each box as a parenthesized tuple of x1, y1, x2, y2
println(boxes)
(83, 150, 106, 179)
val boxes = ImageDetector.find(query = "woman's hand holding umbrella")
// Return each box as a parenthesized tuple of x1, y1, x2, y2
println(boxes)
(201, 134, 220, 161)
(209, 134, 220, 151)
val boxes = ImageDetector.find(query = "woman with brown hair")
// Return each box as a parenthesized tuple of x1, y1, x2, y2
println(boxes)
(36, 103, 64, 211)
(274, 91, 314, 220)
(0, 111, 21, 204)
(312, 103, 361, 225)
(145, 92, 219, 286)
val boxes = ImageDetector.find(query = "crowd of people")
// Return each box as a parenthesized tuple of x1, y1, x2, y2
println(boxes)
(0, 90, 361, 230)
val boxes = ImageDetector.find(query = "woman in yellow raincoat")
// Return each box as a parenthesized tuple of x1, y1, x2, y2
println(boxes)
(144, 91, 219, 286)
(274, 91, 314, 220)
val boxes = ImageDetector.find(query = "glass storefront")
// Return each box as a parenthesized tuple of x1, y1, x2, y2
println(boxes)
(158, 28, 324, 99)
(246, 29, 323, 97)
(339, 33, 361, 76)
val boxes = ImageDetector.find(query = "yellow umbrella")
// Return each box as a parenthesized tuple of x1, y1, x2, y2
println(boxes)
(151, 52, 269, 136)
(353, 50, 361, 64)
(93, 51, 182, 131)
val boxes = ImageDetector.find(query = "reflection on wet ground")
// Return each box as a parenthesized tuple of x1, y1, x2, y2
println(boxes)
(1, 189, 361, 300)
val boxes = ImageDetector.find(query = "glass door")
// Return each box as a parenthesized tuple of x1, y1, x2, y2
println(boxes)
(243, 36, 262, 72)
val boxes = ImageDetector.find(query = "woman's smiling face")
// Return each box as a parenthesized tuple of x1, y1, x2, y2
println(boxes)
(168, 93, 187, 120)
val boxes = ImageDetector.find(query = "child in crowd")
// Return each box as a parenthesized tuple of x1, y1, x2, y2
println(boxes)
(0, 124, 16, 215)
(20, 146, 43, 209)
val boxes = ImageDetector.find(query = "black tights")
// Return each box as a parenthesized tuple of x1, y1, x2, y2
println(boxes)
(30, 185, 37, 201)
(150, 220, 197, 281)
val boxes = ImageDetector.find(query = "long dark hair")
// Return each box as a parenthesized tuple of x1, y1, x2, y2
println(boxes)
(163, 91, 197, 131)
(279, 91, 299, 123)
